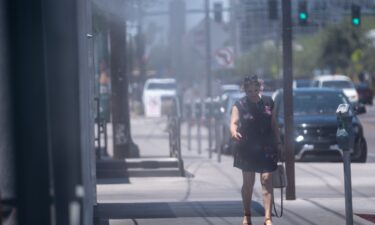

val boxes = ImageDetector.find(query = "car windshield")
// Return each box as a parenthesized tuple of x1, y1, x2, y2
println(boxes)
(295, 80, 312, 88)
(279, 92, 349, 116)
(322, 80, 354, 88)
(147, 82, 176, 90)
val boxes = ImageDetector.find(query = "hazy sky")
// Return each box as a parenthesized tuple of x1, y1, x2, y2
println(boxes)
(184, 0, 229, 28)
(142, 0, 229, 42)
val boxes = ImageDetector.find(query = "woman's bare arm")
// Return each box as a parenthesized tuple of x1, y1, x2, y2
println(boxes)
(271, 106, 284, 158)
(271, 111, 281, 143)
(230, 106, 242, 140)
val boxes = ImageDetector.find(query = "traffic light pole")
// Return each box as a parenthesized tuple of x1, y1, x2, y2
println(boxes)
(204, 0, 213, 158)
(282, 0, 296, 200)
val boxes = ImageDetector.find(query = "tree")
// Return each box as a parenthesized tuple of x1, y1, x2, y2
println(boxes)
(293, 34, 322, 77)
(319, 22, 366, 74)
(235, 41, 280, 78)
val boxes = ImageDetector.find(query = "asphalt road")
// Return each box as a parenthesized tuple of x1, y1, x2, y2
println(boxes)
(358, 104, 375, 162)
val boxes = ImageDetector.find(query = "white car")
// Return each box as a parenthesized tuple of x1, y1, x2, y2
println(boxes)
(142, 78, 177, 117)
(312, 75, 359, 103)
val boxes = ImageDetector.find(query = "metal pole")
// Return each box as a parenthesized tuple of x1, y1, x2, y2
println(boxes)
(343, 151, 354, 225)
(282, 0, 296, 200)
(187, 102, 192, 151)
(137, 0, 145, 81)
(204, 0, 213, 158)
(216, 118, 222, 163)
(96, 98, 102, 159)
(198, 99, 203, 155)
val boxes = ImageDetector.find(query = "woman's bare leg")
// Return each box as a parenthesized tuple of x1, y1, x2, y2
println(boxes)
(242, 171, 256, 220)
(261, 172, 273, 224)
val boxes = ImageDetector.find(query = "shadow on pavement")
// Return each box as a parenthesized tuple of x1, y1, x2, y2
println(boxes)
(95, 200, 264, 219)
(97, 178, 130, 185)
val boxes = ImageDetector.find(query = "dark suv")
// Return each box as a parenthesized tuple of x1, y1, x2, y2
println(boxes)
(274, 88, 367, 162)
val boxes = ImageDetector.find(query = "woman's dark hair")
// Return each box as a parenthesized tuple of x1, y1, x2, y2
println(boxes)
(242, 75, 263, 90)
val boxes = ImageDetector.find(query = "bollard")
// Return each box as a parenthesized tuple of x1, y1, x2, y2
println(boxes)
(197, 99, 202, 154)
(187, 101, 193, 151)
(95, 97, 102, 159)
(207, 99, 213, 158)
(336, 104, 354, 225)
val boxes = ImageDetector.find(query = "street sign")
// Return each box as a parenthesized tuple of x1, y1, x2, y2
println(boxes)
(214, 47, 234, 68)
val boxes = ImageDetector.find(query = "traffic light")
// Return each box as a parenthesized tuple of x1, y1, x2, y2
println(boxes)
(214, 2, 223, 23)
(298, 1, 308, 26)
(351, 4, 361, 26)
(268, 0, 278, 20)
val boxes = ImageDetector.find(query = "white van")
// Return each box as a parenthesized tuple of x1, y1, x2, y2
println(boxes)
(312, 75, 358, 103)
(142, 78, 177, 117)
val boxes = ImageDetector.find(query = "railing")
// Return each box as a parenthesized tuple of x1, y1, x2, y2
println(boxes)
(184, 97, 227, 162)
(167, 97, 185, 176)
(94, 97, 108, 160)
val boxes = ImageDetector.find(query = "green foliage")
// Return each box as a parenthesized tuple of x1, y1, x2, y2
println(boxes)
(235, 16, 375, 78)
(319, 21, 366, 74)
(293, 33, 323, 78)
(235, 42, 280, 78)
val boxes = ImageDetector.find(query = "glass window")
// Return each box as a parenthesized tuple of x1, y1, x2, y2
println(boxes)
(278, 92, 349, 116)
(321, 80, 354, 88)
(147, 82, 176, 90)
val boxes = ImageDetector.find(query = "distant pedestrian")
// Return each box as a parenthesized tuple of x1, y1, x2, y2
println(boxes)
(230, 75, 283, 225)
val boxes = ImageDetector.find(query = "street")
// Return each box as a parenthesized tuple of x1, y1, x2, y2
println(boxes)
(359, 104, 375, 162)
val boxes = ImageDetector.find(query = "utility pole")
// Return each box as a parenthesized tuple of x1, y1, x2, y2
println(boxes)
(205, 0, 213, 158)
(282, 0, 296, 200)
(137, 0, 146, 85)
(109, 14, 140, 159)
(169, 0, 186, 113)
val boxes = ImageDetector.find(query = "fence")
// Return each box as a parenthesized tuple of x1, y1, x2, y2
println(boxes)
(167, 97, 185, 176)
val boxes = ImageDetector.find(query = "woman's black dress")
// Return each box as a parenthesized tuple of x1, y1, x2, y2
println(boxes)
(233, 95, 278, 173)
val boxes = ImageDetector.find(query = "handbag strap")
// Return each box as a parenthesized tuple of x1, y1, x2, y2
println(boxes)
(272, 186, 284, 217)
(272, 161, 285, 217)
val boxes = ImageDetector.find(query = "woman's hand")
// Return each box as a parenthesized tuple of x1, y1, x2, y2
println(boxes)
(232, 131, 243, 141)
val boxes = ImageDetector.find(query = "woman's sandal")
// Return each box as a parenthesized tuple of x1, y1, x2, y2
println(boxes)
(264, 218, 273, 225)
(242, 214, 252, 225)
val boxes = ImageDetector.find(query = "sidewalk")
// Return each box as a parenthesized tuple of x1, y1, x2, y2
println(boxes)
(96, 118, 375, 225)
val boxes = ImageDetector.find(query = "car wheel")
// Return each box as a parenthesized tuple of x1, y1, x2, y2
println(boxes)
(352, 137, 367, 163)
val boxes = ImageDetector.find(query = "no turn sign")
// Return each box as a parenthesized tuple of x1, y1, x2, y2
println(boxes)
(215, 47, 234, 68)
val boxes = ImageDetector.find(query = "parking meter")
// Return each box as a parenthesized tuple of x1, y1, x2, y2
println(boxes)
(336, 104, 354, 151)
(335, 103, 354, 225)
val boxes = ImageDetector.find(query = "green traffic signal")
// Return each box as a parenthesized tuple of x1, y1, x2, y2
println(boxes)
(299, 12, 307, 20)
(298, 1, 308, 26)
(352, 18, 360, 26)
(351, 4, 361, 26)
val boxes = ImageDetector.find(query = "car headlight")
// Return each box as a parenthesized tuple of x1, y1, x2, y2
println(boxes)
(296, 135, 304, 142)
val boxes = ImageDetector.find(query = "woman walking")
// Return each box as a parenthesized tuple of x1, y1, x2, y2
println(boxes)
(230, 75, 283, 225)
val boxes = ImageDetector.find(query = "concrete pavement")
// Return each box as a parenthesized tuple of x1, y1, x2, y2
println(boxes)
(96, 117, 375, 225)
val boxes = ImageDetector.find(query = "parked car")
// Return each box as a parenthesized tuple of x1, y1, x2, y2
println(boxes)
(312, 75, 359, 103)
(221, 84, 241, 96)
(273, 88, 367, 162)
(142, 78, 177, 117)
(355, 83, 373, 105)
(293, 79, 312, 88)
